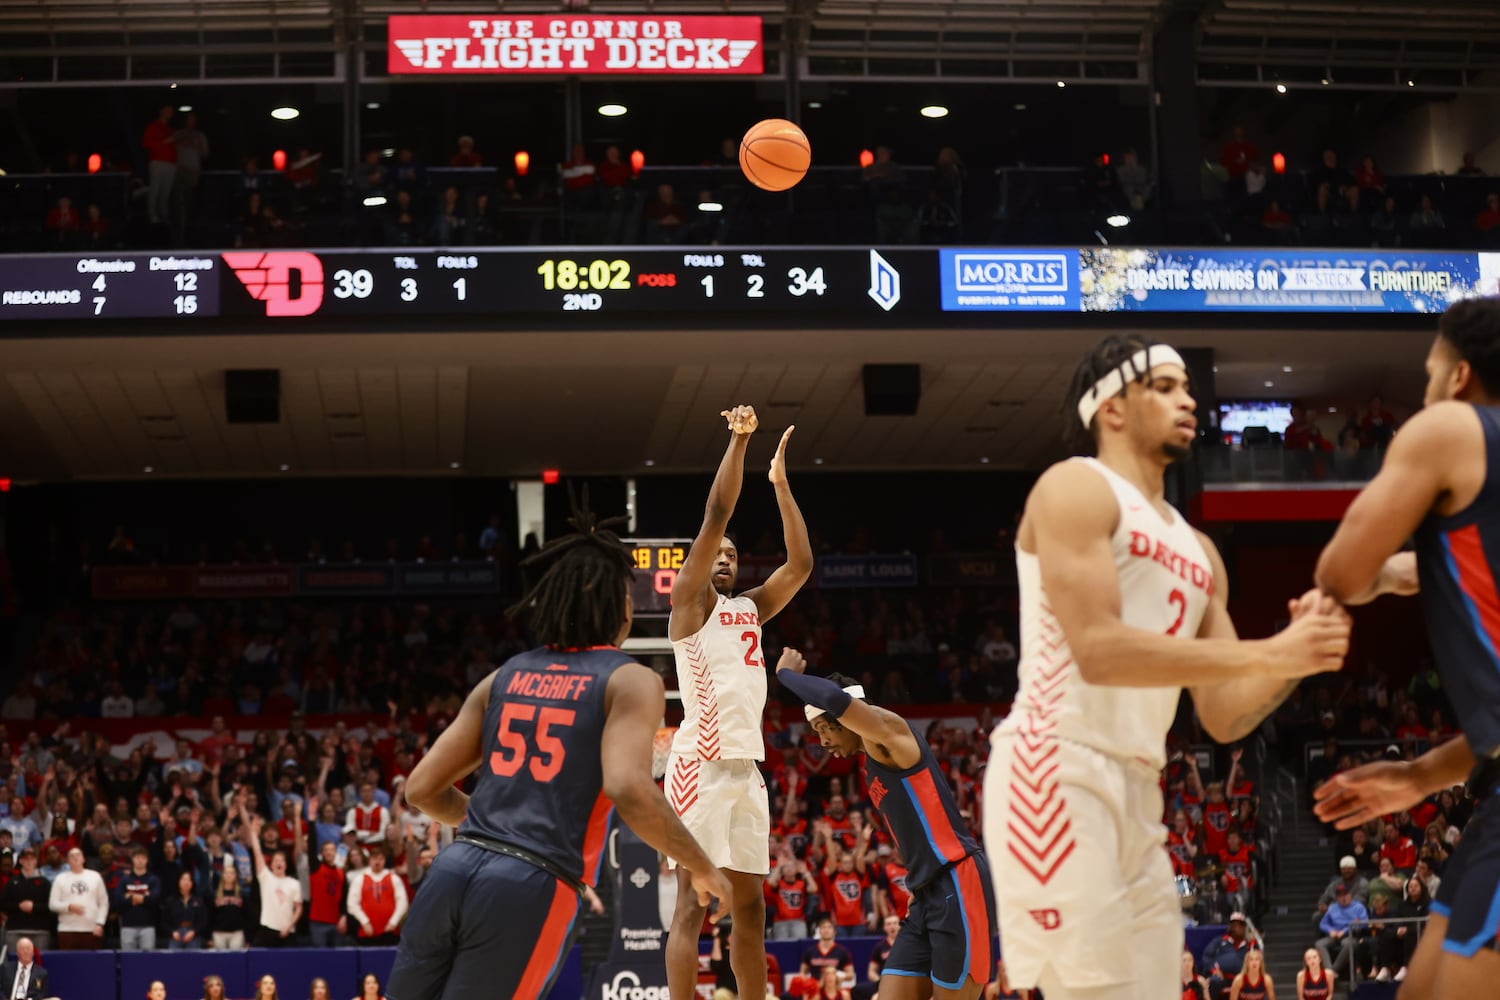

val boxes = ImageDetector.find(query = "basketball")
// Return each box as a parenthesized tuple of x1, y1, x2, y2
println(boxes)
(739, 118, 812, 191)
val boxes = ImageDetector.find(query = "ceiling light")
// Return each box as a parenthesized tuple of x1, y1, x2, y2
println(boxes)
(807, 101, 823, 109)
(1106, 214, 1131, 228)
(1320, 78, 1330, 86)
(979, 457, 991, 464)
(697, 201, 724, 212)
(271, 107, 300, 120)
(1407, 80, 1415, 87)
(1282, 365, 1294, 373)
(1275, 84, 1288, 94)
(919, 105, 949, 119)
(814, 458, 825, 465)
(1264, 381, 1274, 388)
(1212, 366, 1219, 373)
(449, 461, 461, 469)
(177, 105, 192, 113)
(363, 195, 387, 207)
(1014, 103, 1027, 111)
(279, 463, 290, 471)
(1328, 406, 1339, 413)
(597, 103, 628, 117)
(1056, 81, 1066, 88)
(170, 83, 178, 89)
(643, 459, 656, 467)
(143, 466, 153, 473)
(366, 101, 381, 109)
(380, 147, 395, 157)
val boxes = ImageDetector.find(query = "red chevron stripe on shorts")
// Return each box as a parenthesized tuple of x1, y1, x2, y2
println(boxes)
(1005, 733, 1076, 886)
(669, 757, 701, 815)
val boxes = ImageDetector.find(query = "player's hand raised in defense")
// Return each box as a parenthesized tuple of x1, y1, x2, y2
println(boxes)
(776, 648, 806, 675)
(721, 405, 758, 436)
(769, 425, 794, 486)
(1263, 594, 1351, 679)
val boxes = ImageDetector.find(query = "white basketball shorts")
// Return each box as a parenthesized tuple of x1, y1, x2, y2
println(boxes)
(665, 754, 771, 876)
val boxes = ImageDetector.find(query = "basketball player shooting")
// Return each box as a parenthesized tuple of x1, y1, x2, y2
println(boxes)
(665, 404, 813, 1000)
(981, 334, 1351, 1000)
(1312, 298, 1500, 999)
(385, 501, 733, 1000)
(776, 649, 998, 1000)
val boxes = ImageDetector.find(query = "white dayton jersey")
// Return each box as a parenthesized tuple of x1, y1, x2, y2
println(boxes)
(671, 593, 767, 761)
(995, 457, 1214, 770)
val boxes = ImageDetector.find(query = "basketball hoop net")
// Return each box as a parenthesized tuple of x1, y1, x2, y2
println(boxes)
(652, 726, 678, 780)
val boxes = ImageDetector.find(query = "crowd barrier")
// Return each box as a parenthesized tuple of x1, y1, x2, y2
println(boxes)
(27, 927, 1227, 999)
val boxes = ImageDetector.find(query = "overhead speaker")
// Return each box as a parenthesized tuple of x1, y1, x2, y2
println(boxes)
(862, 364, 921, 416)
(225, 369, 281, 424)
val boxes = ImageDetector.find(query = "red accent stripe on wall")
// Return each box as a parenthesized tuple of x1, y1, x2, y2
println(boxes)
(1198, 487, 1362, 522)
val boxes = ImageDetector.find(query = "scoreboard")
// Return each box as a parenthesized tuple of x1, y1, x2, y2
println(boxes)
(625, 538, 690, 615)
(1, 246, 1490, 321)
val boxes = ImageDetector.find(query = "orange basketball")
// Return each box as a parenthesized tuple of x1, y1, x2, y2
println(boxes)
(739, 118, 811, 192)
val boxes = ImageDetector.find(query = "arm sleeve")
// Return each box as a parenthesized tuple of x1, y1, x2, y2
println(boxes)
(777, 672, 853, 720)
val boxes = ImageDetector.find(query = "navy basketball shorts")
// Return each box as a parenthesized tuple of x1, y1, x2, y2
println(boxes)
(883, 853, 998, 991)
(1432, 794, 1500, 958)
(387, 841, 582, 1000)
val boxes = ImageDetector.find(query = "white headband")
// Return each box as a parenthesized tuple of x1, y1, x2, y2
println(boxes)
(1076, 345, 1188, 429)
(805, 686, 865, 723)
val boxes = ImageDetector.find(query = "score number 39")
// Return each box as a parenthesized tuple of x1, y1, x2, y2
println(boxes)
(333, 268, 469, 303)
(700, 267, 826, 299)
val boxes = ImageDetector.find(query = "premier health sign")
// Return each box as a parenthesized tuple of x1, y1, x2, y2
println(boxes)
(387, 15, 764, 74)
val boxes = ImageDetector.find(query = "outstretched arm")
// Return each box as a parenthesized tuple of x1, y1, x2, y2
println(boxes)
(744, 427, 814, 624)
(670, 406, 756, 641)
(774, 650, 920, 768)
(403, 673, 491, 827)
(1027, 462, 1349, 688)
(1316, 403, 1471, 603)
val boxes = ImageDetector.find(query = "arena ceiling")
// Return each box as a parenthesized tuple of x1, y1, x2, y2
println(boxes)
(0, 322, 1431, 481)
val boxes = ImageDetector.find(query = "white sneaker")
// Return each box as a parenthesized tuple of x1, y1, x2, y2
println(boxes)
(1376, 968, 1392, 982)
(1395, 967, 1408, 982)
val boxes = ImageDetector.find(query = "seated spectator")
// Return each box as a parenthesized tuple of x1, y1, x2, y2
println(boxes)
(643, 184, 686, 243)
(288, 149, 322, 195)
(429, 185, 466, 246)
(1367, 856, 1405, 911)
(1117, 148, 1150, 210)
(1201, 913, 1253, 1000)
(1353, 154, 1385, 210)
(467, 193, 498, 245)
(1260, 199, 1292, 231)
(355, 150, 386, 194)
(1477, 193, 1500, 233)
(1455, 151, 1484, 175)
(1315, 883, 1367, 975)
(1354, 893, 1406, 983)
(1283, 404, 1330, 453)
(1409, 194, 1445, 231)
(236, 192, 268, 248)
(384, 191, 420, 246)
(1378, 820, 1416, 872)
(44, 196, 81, 248)
(449, 135, 482, 168)
(1369, 196, 1400, 238)
(1413, 856, 1440, 898)
(387, 148, 427, 195)
(236, 157, 262, 204)
(559, 143, 597, 209)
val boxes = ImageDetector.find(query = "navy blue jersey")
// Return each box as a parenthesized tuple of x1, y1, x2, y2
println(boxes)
(1413, 404, 1500, 757)
(459, 645, 635, 885)
(863, 721, 980, 890)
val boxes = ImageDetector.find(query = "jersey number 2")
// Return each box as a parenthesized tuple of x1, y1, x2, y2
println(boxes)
(741, 630, 763, 668)
(490, 704, 576, 782)
(1166, 589, 1187, 636)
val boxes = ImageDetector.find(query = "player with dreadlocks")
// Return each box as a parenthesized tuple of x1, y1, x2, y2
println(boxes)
(386, 493, 733, 1000)
(980, 334, 1350, 1000)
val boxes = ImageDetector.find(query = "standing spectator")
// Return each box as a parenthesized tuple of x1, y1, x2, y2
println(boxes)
(642, 183, 686, 243)
(1360, 396, 1398, 450)
(1116, 148, 1151, 210)
(1315, 884, 1367, 975)
(48, 847, 108, 949)
(799, 917, 854, 979)
(344, 783, 390, 847)
(428, 186, 466, 246)
(449, 135, 482, 168)
(346, 845, 407, 946)
(477, 513, 505, 557)
(210, 863, 248, 950)
(1353, 155, 1385, 211)
(0, 937, 47, 999)
(766, 854, 814, 940)
(862, 146, 913, 243)
(1, 808, 40, 852)
(388, 149, 428, 196)
(80, 202, 111, 250)
(1456, 152, 1485, 176)
(2, 847, 54, 950)
(246, 816, 301, 947)
(163, 871, 207, 950)
(44, 196, 80, 249)
(1477, 193, 1500, 233)
(1310, 149, 1354, 214)
(597, 145, 632, 190)
(173, 111, 209, 233)
(1220, 127, 1259, 183)
(306, 841, 347, 947)
(113, 846, 162, 950)
(142, 105, 177, 225)
(559, 143, 598, 209)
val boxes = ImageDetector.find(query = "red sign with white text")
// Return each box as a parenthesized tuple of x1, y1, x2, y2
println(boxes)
(387, 15, 764, 75)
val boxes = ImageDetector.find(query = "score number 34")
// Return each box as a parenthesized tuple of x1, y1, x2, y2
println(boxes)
(700, 267, 826, 299)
